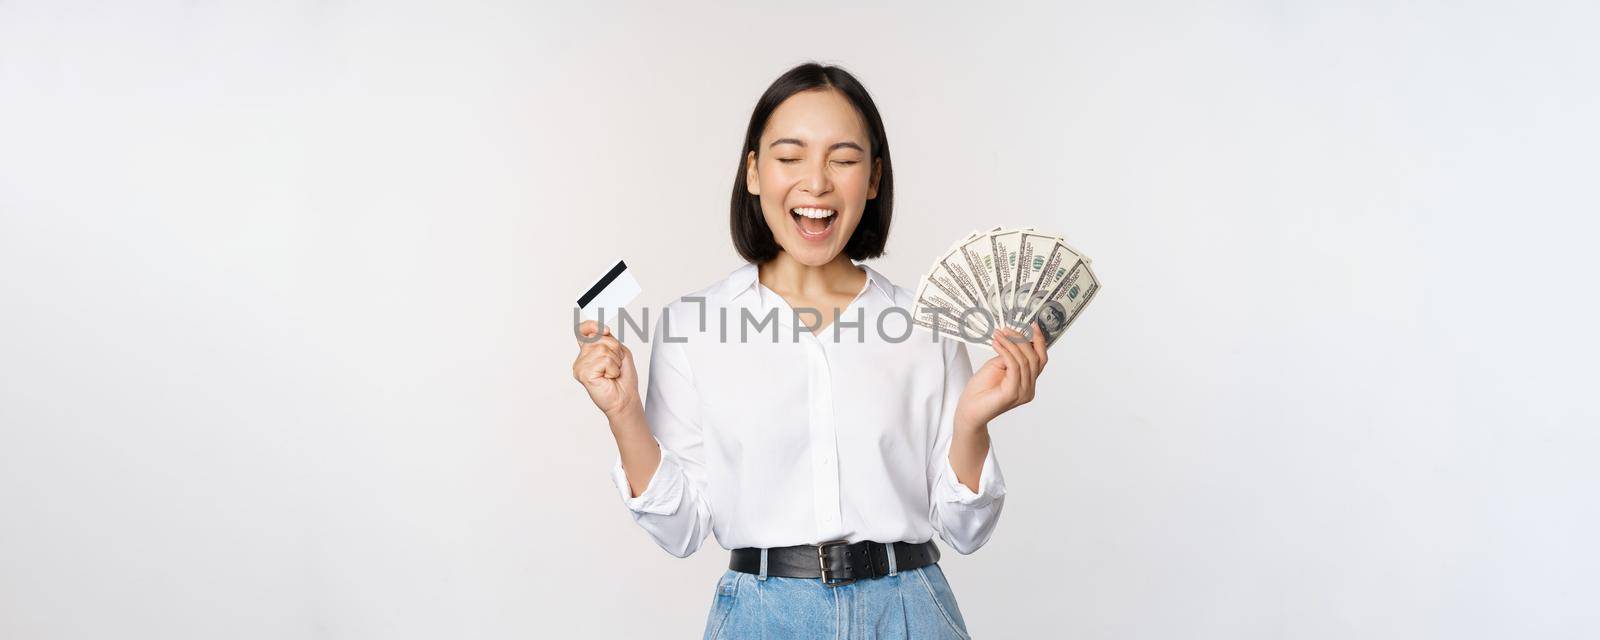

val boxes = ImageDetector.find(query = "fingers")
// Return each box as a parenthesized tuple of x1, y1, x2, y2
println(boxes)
(600, 350, 625, 379)
(989, 331, 1022, 403)
(994, 327, 1035, 404)
(578, 320, 610, 338)
(996, 328, 1036, 379)
(1012, 329, 1037, 403)
(573, 326, 629, 384)
(601, 340, 628, 379)
(1009, 326, 1040, 381)
(1029, 320, 1048, 371)
(572, 348, 621, 382)
(578, 332, 623, 357)
(576, 320, 614, 343)
(619, 343, 637, 378)
(603, 352, 620, 379)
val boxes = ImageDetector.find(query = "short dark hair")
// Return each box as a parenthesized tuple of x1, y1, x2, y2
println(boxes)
(730, 62, 894, 263)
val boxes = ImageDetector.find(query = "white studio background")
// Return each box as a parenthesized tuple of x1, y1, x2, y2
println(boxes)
(2, 1, 1596, 638)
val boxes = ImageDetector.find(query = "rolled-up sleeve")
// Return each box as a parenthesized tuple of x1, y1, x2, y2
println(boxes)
(608, 306, 714, 558)
(926, 340, 1007, 554)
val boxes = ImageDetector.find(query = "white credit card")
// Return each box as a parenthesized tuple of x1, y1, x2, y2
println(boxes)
(576, 259, 641, 325)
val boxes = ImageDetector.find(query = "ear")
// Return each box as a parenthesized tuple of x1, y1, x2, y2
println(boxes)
(866, 157, 882, 200)
(745, 150, 761, 195)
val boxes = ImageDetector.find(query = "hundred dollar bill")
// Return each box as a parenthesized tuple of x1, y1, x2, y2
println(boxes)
(1032, 241, 1083, 314)
(987, 228, 1029, 330)
(935, 246, 998, 332)
(910, 295, 965, 343)
(917, 227, 1097, 349)
(956, 232, 1004, 326)
(911, 277, 993, 343)
(922, 276, 992, 336)
(1011, 231, 1071, 318)
(917, 230, 984, 306)
(1052, 234, 1092, 265)
(1017, 259, 1099, 347)
(925, 263, 983, 315)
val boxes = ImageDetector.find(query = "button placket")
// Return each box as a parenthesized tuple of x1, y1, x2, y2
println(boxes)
(806, 334, 843, 538)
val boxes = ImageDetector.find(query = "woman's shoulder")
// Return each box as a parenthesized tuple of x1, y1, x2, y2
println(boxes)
(647, 263, 760, 338)
(886, 282, 917, 309)
(660, 262, 758, 310)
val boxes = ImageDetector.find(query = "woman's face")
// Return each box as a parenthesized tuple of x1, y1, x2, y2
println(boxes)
(745, 88, 882, 266)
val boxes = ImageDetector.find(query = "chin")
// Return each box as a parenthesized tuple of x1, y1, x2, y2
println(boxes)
(783, 244, 841, 265)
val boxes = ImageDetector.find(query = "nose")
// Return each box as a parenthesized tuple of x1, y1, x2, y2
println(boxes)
(801, 158, 832, 195)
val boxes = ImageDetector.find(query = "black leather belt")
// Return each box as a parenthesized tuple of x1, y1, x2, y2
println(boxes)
(729, 539, 941, 587)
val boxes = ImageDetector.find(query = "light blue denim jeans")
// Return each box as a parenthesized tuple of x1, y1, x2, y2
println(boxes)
(703, 546, 972, 639)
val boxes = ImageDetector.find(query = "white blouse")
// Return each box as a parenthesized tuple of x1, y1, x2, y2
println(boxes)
(609, 261, 1006, 557)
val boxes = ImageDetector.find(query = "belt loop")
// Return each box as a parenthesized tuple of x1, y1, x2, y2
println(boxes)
(757, 548, 769, 581)
(886, 542, 898, 576)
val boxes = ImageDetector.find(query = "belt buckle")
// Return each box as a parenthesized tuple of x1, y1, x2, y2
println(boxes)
(816, 539, 856, 588)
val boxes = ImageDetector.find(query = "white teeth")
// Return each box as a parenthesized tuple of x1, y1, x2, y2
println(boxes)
(791, 207, 836, 219)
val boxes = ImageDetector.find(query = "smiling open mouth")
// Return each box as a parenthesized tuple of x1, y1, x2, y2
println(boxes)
(790, 207, 836, 241)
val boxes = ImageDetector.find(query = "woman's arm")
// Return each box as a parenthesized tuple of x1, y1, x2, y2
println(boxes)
(603, 305, 715, 558)
(609, 405, 660, 498)
(927, 321, 1049, 553)
(927, 340, 1009, 555)
(930, 321, 1049, 552)
(573, 318, 658, 498)
(947, 421, 992, 494)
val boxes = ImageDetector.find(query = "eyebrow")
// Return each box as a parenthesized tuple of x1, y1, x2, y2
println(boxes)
(768, 138, 865, 153)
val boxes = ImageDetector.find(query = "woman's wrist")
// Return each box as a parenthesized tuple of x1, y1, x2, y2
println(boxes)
(607, 405, 648, 435)
(954, 415, 991, 435)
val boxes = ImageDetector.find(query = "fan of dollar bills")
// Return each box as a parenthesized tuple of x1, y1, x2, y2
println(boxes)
(911, 227, 1099, 349)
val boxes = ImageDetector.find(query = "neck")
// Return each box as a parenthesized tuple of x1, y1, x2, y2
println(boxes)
(758, 253, 865, 296)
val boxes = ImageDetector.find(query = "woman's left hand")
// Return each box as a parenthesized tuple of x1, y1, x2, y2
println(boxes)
(953, 320, 1049, 431)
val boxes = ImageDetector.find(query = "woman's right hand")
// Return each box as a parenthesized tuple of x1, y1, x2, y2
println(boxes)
(572, 319, 642, 422)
